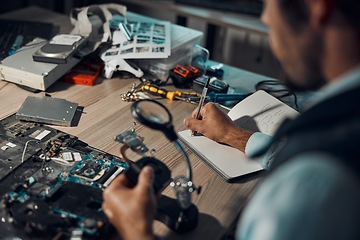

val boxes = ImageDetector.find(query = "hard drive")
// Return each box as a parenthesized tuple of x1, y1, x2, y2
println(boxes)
(16, 96, 78, 126)
(0, 38, 82, 91)
(33, 34, 87, 64)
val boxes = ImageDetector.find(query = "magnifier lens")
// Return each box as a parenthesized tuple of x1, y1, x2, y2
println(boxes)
(137, 101, 170, 125)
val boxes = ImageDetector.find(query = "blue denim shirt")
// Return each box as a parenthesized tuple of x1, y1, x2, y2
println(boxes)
(236, 153, 360, 240)
(236, 65, 360, 240)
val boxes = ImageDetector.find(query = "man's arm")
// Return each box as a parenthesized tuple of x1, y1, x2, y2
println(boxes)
(184, 102, 282, 169)
(102, 166, 156, 240)
(184, 102, 253, 152)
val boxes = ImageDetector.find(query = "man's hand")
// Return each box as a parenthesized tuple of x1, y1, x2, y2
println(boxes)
(184, 102, 253, 152)
(102, 166, 156, 240)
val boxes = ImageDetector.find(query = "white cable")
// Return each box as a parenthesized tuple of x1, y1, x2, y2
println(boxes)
(22, 140, 40, 163)
(39, 156, 73, 166)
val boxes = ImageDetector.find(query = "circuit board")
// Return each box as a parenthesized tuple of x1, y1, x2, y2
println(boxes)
(0, 114, 129, 239)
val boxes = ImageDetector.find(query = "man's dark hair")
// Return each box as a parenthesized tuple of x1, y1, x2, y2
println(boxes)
(336, 1, 360, 28)
(278, 0, 309, 30)
(279, 0, 360, 30)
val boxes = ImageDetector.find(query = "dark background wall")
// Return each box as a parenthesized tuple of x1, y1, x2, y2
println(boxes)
(0, 0, 115, 15)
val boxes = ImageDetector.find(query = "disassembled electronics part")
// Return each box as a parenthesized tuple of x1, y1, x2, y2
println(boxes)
(119, 22, 134, 41)
(206, 63, 224, 77)
(169, 64, 202, 88)
(114, 128, 149, 156)
(0, 37, 82, 91)
(102, 166, 125, 187)
(32, 34, 87, 64)
(64, 61, 104, 86)
(193, 75, 229, 94)
(16, 96, 78, 127)
(102, 58, 143, 79)
(173, 64, 201, 78)
(0, 114, 129, 239)
(115, 125, 171, 193)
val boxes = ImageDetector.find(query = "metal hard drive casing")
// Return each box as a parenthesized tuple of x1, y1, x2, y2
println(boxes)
(16, 96, 78, 126)
(0, 38, 81, 90)
(33, 34, 86, 64)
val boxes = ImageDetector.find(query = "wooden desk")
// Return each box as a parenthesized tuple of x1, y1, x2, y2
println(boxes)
(0, 6, 263, 240)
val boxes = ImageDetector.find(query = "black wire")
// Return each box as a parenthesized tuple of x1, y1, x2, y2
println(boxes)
(136, 76, 170, 89)
(255, 80, 299, 110)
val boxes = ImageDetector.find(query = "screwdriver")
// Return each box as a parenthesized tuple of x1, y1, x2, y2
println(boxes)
(141, 83, 179, 100)
(175, 91, 201, 100)
(141, 84, 201, 102)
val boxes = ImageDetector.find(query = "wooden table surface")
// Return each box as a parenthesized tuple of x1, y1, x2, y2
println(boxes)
(0, 6, 264, 240)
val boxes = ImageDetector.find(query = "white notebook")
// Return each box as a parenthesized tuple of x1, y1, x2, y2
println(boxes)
(178, 90, 299, 182)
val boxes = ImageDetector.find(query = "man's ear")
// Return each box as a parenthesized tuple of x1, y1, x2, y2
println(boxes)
(306, 0, 334, 27)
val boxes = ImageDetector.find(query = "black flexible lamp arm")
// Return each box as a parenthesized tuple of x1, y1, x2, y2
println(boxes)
(131, 99, 196, 208)
(130, 99, 199, 232)
(174, 139, 192, 181)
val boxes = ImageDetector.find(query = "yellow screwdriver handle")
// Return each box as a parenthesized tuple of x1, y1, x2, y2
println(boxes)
(142, 84, 176, 100)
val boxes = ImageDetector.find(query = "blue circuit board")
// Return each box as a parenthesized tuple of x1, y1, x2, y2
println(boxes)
(55, 152, 128, 189)
(5, 152, 129, 238)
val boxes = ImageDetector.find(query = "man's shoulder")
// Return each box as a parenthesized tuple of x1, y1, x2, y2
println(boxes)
(237, 151, 360, 240)
(273, 151, 360, 193)
(253, 151, 360, 221)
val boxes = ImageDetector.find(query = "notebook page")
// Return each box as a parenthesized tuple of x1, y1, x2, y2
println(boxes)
(178, 90, 299, 180)
(228, 90, 299, 135)
(178, 130, 263, 179)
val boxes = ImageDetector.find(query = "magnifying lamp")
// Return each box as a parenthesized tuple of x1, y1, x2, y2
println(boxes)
(131, 99, 199, 233)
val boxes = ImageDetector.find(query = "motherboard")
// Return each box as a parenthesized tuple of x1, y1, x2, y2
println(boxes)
(0, 114, 128, 239)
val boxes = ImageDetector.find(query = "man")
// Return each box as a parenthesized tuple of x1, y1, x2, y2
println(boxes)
(102, 0, 360, 239)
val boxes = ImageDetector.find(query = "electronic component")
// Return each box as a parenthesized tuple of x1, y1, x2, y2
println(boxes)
(0, 114, 129, 239)
(193, 76, 229, 94)
(62, 152, 73, 161)
(169, 64, 202, 88)
(102, 58, 143, 79)
(0, 38, 82, 91)
(173, 64, 200, 78)
(206, 63, 224, 77)
(102, 166, 125, 187)
(114, 129, 149, 155)
(73, 152, 82, 161)
(71, 161, 106, 181)
(119, 22, 134, 41)
(64, 61, 104, 86)
(67, 152, 128, 186)
(33, 34, 87, 64)
(6, 179, 107, 238)
(16, 96, 78, 127)
(115, 126, 172, 193)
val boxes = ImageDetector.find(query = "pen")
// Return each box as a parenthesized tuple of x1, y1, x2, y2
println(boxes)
(192, 76, 211, 136)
